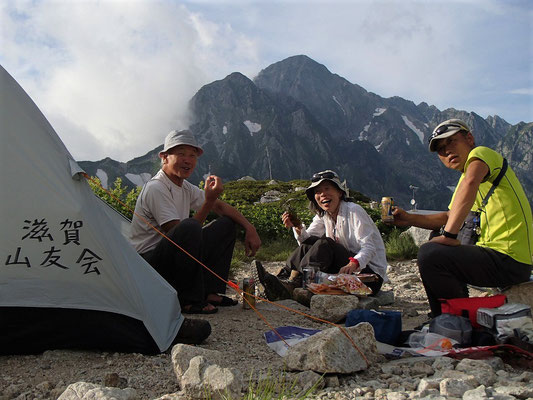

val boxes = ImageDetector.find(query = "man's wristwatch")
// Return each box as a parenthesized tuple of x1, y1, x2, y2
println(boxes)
(440, 227, 458, 239)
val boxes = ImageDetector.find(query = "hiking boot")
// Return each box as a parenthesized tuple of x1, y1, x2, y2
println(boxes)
(263, 274, 296, 301)
(172, 318, 211, 345)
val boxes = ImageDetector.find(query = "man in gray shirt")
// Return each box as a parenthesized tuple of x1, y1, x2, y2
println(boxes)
(130, 130, 261, 314)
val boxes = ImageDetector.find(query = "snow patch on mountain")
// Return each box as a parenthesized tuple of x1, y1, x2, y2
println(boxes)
(243, 120, 261, 136)
(222, 125, 228, 135)
(332, 96, 346, 115)
(359, 123, 371, 140)
(126, 173, 152, 187)
(402, 116, 424, 143)
(96, 169, 108, 189)
(373, 108, 386, 117)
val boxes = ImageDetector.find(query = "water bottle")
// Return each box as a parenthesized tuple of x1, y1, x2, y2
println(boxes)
(408, 332, 454, 350)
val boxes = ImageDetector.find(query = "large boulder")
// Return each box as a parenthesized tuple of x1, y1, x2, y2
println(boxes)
(283, 322, 380, 374)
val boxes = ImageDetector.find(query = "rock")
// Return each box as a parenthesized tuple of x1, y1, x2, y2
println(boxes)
(324, 375, 340, 388)
(405, 227, 431, 247)
(237, 176, 256, 181)
(293, 287, 314, 307)
(57, 382, 136, 400)
(171, 344, 224, 377)
(357, 296, 379, 310)
(374, 290, 395, 306)
(493, 385, 533, 399)
(501, 281, 533, 309)
(409, 361, 434, 377)
(295, 370, 325, 392)
(258, 190, 282, 203)
(431, 357, 456, 371)
(180, 356, 244, 400)
(417, 377, 441, 393)
(455, 358, 496, 386)
(103, 372, 128, 388)
(463, 385, 488, 400)
(439, 377, 477, 397)
(284, 322, 379, 374)
(310, 294, 359, 323)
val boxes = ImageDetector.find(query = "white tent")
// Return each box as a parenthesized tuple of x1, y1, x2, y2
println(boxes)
(0, 65, 182, 354)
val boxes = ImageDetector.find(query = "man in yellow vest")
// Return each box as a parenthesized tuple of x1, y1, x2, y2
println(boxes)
(391, 119, 532, 317)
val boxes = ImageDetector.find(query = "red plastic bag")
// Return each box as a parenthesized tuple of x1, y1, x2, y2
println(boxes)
(440, 294, 506, 328)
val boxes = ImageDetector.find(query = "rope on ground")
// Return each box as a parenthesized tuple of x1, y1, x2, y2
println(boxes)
(83, 173, 370, 366)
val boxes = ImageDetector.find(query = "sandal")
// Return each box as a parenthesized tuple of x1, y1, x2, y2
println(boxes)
(209, 295, 238, 307)
(182, 302, 218, 315)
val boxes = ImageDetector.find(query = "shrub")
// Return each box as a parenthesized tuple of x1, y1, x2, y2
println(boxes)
(87, 177, 140, 220)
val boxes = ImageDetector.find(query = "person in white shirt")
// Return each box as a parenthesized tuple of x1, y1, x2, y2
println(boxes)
(130, 130, 261, 314)
(256, 170, 388, 300)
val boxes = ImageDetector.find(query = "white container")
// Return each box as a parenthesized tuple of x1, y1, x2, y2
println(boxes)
(408, 332, 456, 350)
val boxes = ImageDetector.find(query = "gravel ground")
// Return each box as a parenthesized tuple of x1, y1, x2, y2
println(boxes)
(0, 260, 497, 399)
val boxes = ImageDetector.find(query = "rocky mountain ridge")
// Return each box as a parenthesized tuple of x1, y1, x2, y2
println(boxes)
(79, 55, 533, 209)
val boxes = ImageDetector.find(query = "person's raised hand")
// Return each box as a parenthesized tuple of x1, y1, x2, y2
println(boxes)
(281, 211, 294, 229)
(204, 175, 224, 202)
(390, 206, 410, 227)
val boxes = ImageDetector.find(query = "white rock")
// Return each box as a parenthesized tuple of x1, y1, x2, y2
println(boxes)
(493, 385, 533, 398)
(463, 385, 488, 400)
(181, 356, 244, 400)
(439, 377, 477, 397)
(171, 344, 224, 377)
(57, 382, 137, 400)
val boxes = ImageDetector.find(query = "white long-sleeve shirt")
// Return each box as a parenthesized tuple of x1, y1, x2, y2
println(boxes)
(294, 201, 389, 281)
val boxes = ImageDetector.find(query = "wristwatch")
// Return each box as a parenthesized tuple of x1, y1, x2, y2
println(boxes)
(440, 227, 458, 239)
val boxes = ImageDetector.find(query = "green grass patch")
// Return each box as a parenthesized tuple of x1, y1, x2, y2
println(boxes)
(385, 229, 419, 261)
(205, 370, 321, 400)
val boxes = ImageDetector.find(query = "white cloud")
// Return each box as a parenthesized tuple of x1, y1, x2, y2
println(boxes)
(508, 88, 533, 96)
(1, 1, 259, 161)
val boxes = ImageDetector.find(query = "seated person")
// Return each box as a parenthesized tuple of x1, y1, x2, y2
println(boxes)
(390, 119, 532, 318)
(256, 170, 388, 299)
(129, 129, 261, 314)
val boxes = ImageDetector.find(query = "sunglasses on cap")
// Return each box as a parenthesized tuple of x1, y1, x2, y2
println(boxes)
(428, 123, 468, 143)
(311, 171, 338, 182)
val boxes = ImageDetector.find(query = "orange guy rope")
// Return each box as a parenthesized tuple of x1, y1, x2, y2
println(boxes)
(84, 173, 370, 366)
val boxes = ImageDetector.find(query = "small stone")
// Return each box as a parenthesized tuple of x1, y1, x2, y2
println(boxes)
(463, 385, 488, 400)
(325, 375, 340, 388)
(439, 377, 477, 397)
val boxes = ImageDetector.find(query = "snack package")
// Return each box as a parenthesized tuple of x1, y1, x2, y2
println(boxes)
(332, 274, 372, 296)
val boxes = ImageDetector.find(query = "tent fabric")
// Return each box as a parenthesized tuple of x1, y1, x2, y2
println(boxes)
(0, 65, 183, 353)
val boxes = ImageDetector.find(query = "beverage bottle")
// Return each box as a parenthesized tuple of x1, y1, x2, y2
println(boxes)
(315, 271, 335, 284)
(408, 332, 454, 350)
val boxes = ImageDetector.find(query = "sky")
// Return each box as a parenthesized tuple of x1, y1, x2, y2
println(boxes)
(1, 0, 532, 162)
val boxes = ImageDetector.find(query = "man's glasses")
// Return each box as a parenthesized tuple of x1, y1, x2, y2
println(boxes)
(311, 171, 338, 182)
(429, 123, 467, 142)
